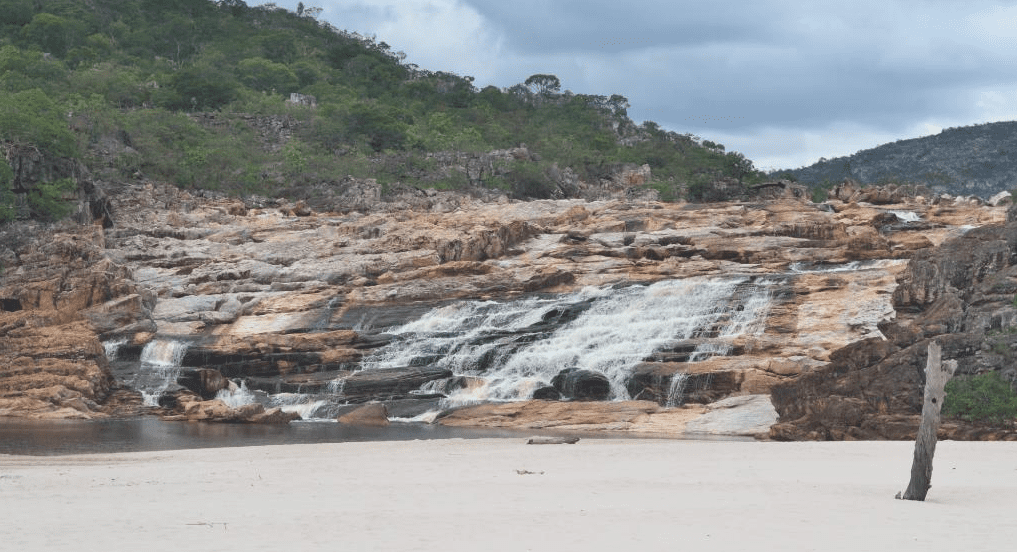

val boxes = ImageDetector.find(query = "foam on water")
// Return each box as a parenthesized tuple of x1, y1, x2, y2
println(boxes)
(390, 410, 442, 424)
(269, 393, 333, 420)
(216, 381, 256, 408)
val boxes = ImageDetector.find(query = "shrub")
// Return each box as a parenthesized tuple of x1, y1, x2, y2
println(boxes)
(27, 177, 75, 221)
(0, 161, 15, 223)
(943, 371, 1017, 424)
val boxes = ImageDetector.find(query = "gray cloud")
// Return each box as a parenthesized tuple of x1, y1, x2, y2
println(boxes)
(264, 0, 1017, 169)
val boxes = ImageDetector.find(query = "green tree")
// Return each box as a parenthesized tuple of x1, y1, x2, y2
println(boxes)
(168, 62, 239, 110)
(0, 88, 76, 156)
(237, 57, 297, 93)
(347, 103, 409, 152)
(0, 45, 69, 93)
(724, 151, 756, 184)
(525, 74, 561, 96)
(0, 0, 33, 27)
(27, 177, 74, 221)
(0, 160, 15, 223)
(21, 13, 81, 58)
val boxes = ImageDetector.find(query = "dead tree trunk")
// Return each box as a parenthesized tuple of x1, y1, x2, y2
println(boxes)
(897, 341, 958, 501)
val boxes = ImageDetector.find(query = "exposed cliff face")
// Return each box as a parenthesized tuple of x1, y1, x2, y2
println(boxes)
(770, 204, 1017, 441)
(0, 180, 1007, 433)
(0, 225, 142, 417)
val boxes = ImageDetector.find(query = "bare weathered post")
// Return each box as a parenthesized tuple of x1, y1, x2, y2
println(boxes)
(897, 341, 958, 501)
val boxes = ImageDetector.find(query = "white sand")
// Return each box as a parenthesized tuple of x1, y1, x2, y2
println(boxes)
(3, 439, 1017, 552)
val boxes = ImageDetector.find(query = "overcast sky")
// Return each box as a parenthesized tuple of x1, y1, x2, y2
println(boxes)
(262, 0, 1017, 171)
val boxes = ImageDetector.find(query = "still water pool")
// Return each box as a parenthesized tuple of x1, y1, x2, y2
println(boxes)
(0, 418, 544, 456)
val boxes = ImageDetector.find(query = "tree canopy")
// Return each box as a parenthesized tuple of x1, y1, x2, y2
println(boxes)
(0, 0, 764, 222)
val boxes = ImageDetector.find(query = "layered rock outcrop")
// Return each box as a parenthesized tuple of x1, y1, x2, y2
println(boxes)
(0, 224, 144, 418)
(770, 204, 1017, 440)
(0, 179, 1007, 434)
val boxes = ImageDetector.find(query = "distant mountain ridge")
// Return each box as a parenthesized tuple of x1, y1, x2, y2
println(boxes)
(780, 121, 1017, 198)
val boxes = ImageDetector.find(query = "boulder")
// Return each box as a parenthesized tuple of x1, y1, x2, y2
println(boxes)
(683, 394, 779, 438)
(177, 368, 231, 400)
(551, 369, 611, 401)
(338, 403, 390, 426)
(167, 396, 298, 423)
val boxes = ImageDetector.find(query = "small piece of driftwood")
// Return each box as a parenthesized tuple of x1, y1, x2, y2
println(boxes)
(897, 341, 957, 501)
(526, 436, 580, 445)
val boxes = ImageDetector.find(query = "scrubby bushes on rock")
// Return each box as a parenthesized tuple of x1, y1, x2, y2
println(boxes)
(944, 371, 1017, 424)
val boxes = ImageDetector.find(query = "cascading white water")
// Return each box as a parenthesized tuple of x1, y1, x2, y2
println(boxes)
(789, 261, 862, 273)
(216, 381, 256, 408)
(137, 339, 190, 406)
(140, 339, 189, 367)
(269, 393, 330, 419)
(213, 382, 331, 420)
(360, 293, 571, 374)
(665, 372, 689, 408)
(359, 277, 778, 406)
(102, 338, 127, 361)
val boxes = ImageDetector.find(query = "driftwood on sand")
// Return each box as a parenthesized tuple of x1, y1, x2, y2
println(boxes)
(526, 436, 580, 445)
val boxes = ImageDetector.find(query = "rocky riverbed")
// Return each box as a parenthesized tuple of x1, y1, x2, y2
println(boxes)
(1, 179, 1012, 439)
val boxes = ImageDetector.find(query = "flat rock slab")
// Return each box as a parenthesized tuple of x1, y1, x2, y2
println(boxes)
(436, 399, 706, 435)
(683, 394, 778, 437)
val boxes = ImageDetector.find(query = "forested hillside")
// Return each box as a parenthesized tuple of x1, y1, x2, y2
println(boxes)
(778, 121, 1017, 199)
(0, 0, 763, 222)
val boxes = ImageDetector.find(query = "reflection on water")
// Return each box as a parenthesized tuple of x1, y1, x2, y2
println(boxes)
(0, 418, 542, 456)
(0, 418, 750, 456)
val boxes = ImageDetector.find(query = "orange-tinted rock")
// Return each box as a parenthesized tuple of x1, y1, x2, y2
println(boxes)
(338, 403, 389, 426)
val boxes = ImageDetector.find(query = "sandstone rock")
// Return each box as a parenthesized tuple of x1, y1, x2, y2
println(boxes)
(683, 394, 778, 438)
(2, 176, 1008, 437)
(436, 400, 687, 433)
(338, 403, 389, 426)
(166, 395, 298, 423)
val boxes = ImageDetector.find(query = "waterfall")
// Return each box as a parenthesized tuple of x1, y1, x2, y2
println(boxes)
(140, 339, 189, 367)
(216, 381, 256, 409)
(665, 372, 689, 408)
(358, 277, 777, 405)
(102, 338, 128, 361)
(137, 339, 190, 406)
(270, 393, 331, 420)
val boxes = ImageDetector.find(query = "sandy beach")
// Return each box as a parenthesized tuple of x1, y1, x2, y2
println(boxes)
(3, 438, 1016, 552)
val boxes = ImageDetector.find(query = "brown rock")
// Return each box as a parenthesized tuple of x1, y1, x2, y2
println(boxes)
(338, 403, 390, 426)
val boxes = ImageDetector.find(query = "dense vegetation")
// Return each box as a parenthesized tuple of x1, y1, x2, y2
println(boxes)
(943, 371, 1017, 425)
(0, 0, 764, 222)
(776, 121, 1017, 200)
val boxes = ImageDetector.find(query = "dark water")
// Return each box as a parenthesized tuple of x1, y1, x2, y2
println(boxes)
(0, 418, 548, 456)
